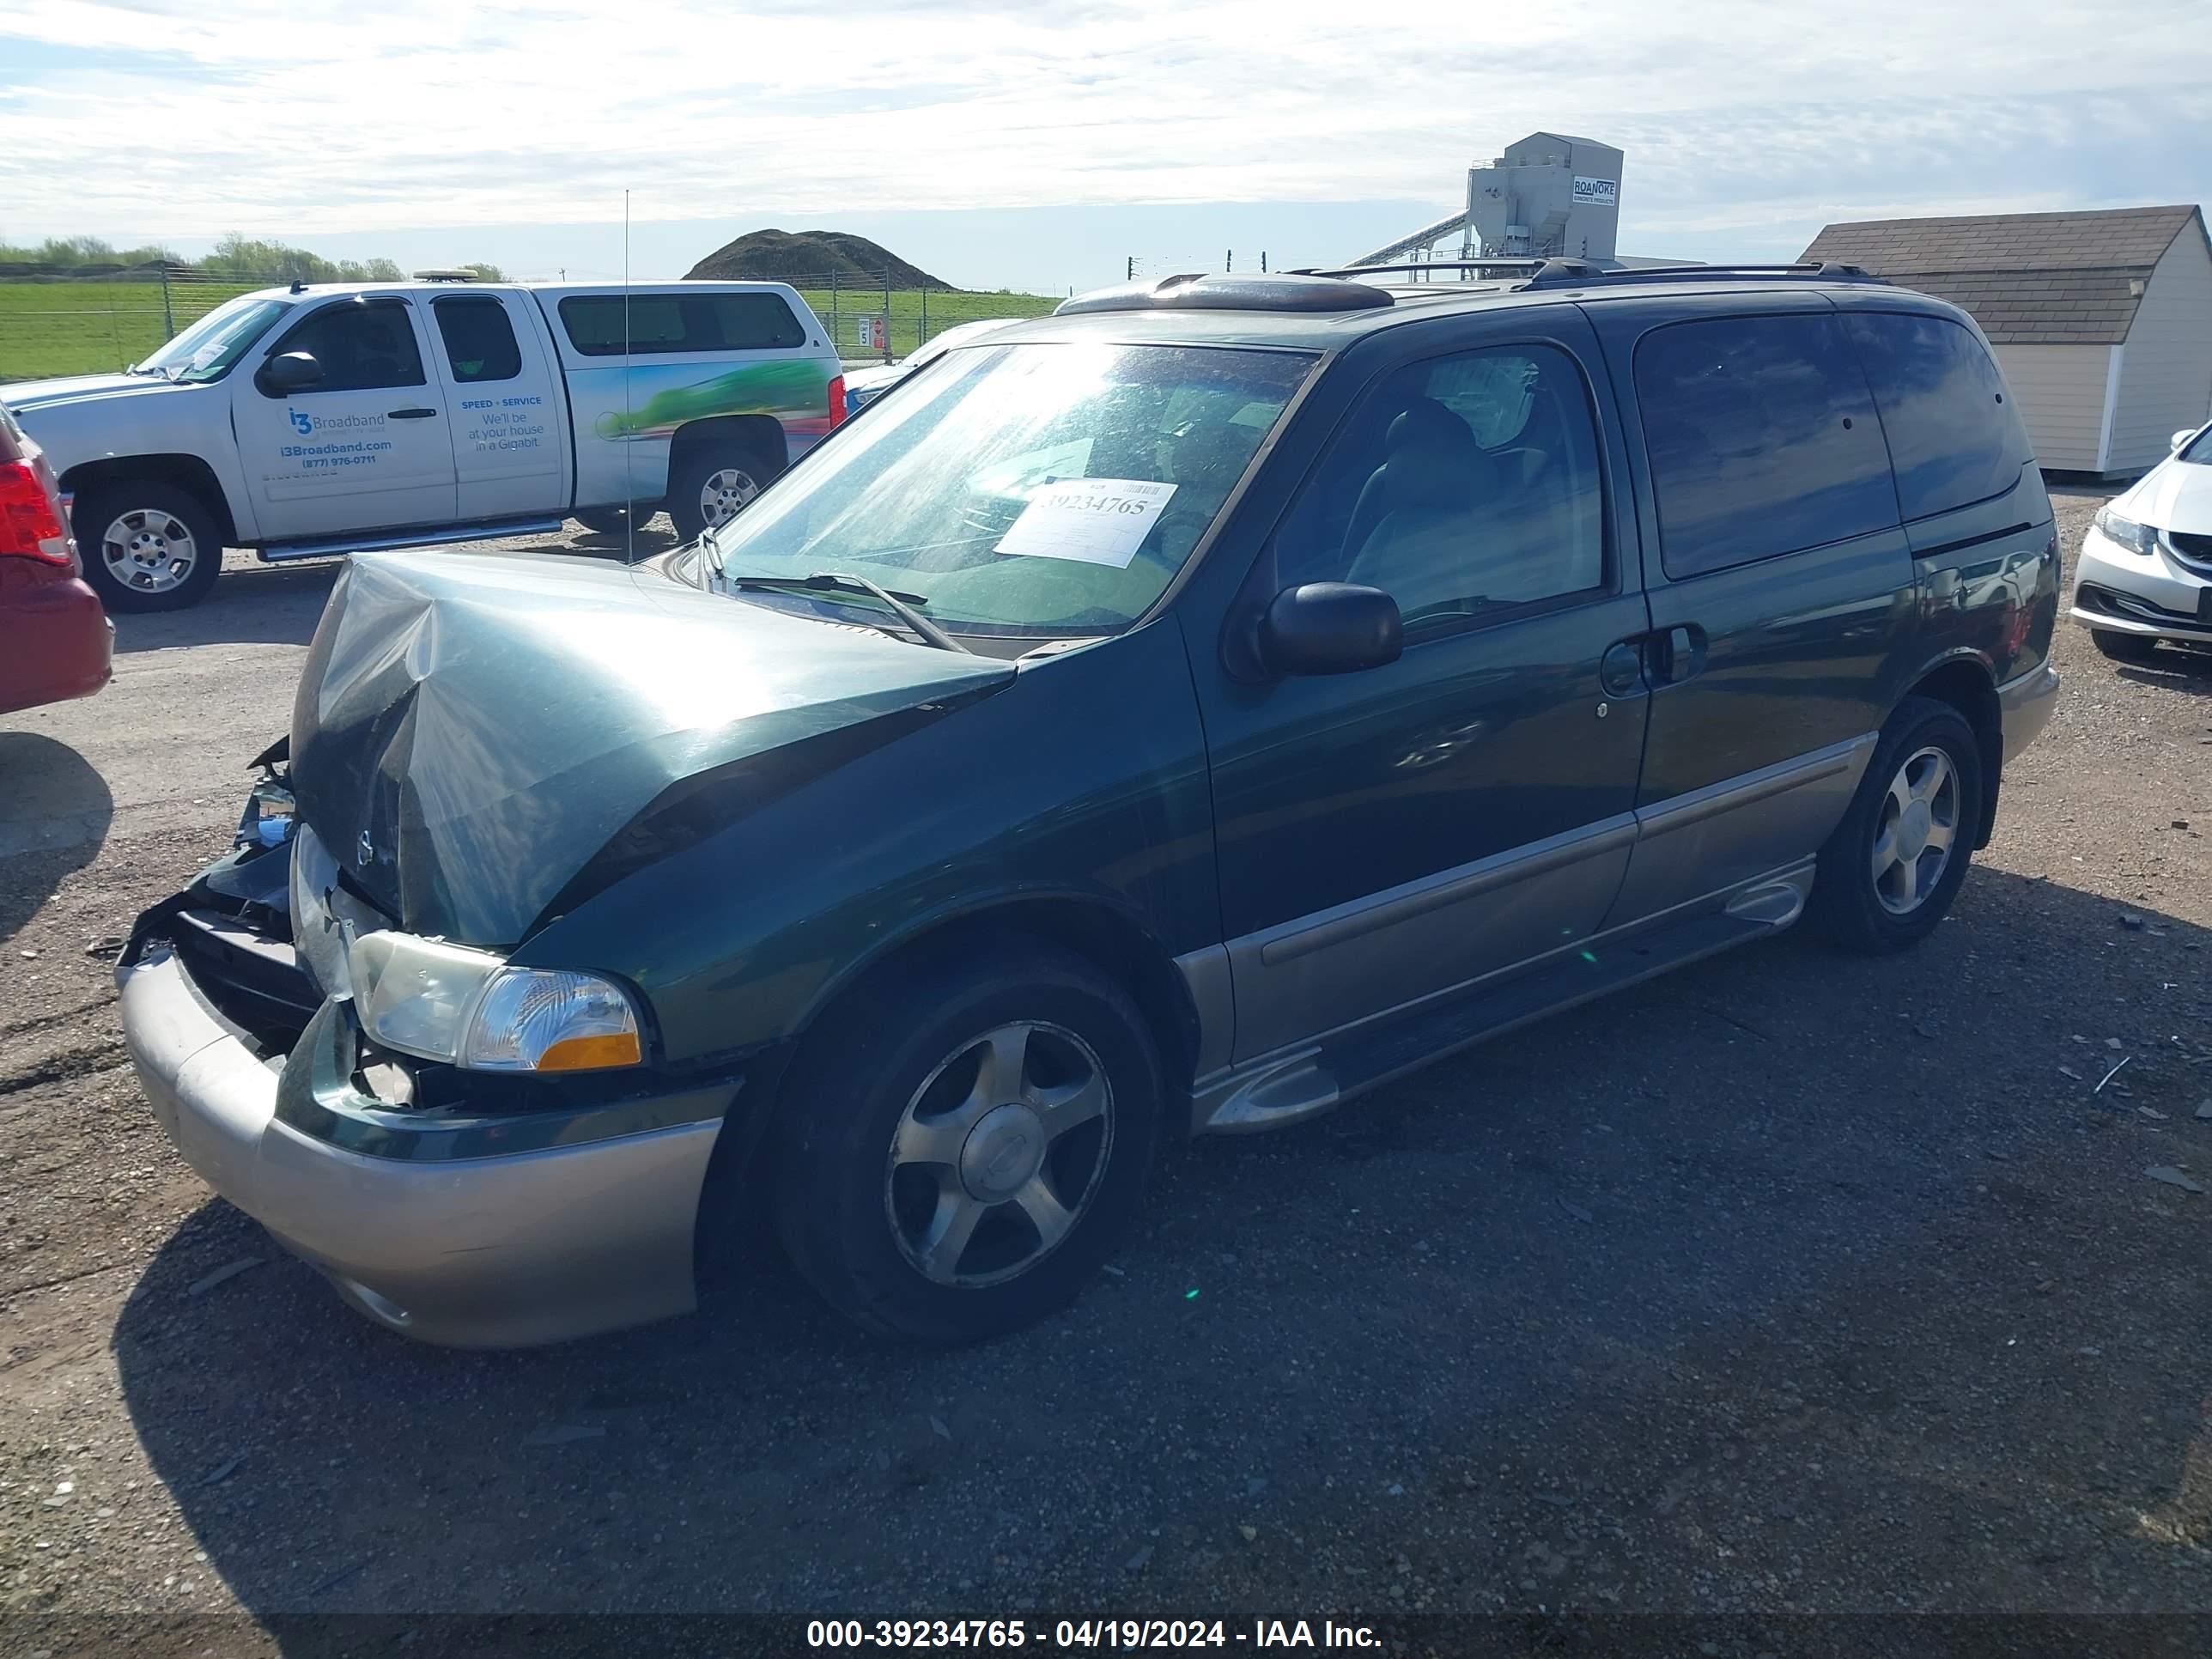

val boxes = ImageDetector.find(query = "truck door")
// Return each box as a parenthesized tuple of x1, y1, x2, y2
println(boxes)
(425, 291, 568, 521)
(232, 295, 459, 540)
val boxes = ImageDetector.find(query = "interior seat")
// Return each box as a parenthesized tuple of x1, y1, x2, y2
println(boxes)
(1344, 400, 1497, 618)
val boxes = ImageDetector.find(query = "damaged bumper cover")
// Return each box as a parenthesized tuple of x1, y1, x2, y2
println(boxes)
(118, 918, 737, 1349)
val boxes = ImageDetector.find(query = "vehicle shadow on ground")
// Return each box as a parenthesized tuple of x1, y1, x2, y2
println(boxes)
(2112, 643, 2212, 699)
(111, 866, 2212, 1634)
(112, 562, 339, 655)
(0, 732, 112, 941)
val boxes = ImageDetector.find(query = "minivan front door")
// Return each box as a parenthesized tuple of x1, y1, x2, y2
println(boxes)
(1190, 319, 1651, 1062)
(233, 294, 459, 541)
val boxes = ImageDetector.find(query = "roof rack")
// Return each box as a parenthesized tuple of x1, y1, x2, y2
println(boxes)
(1296, 258, 1886, 290)
(1524, 261, 1884, 289)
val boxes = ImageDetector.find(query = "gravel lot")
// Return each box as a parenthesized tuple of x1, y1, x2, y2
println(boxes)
(2, 494, 2209, 1653)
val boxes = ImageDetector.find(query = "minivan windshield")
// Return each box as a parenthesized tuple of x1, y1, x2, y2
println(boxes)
(703, 341, 1316, 636)
(134, 296, 291, 384)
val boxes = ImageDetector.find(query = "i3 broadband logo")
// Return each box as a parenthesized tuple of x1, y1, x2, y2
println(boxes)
(286, 410, 386, 437)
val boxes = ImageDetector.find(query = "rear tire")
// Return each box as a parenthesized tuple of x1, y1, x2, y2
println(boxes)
(2090, 629, 2163, 665)
(1809, 696, 1984, 955)
(770, 939, 1163, 1344)
(665, 440, 777, 543)
(72, 482, 223, 612)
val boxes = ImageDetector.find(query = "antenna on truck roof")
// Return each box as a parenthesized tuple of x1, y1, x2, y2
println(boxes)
(623, 188, 635, 568)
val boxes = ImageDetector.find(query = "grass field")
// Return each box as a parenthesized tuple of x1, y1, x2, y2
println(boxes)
(0, 278, 1063, 383)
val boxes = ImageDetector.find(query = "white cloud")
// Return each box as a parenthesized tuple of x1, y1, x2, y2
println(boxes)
(0, 0, 2206, 245)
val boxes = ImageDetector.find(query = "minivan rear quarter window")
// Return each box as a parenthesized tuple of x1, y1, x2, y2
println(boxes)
(1843, 312, 2032, 520)
(1636, 313, 1897, 579)
(560, 293, 805, 356)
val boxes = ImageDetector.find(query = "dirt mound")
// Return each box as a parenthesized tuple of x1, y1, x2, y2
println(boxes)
(684, 228, 949, 289)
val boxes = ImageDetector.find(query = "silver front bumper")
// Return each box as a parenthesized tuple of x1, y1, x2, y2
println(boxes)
(1996, 657, 2061, 762)
(120, 947, 726, 1347)
(2070, 524, 2212, 644)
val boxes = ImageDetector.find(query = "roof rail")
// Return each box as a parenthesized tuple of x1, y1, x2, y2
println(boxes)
(1522, 260, 1885, 289)
(1290, 258, 1552, 280)
(1293, 258, 1887, 290)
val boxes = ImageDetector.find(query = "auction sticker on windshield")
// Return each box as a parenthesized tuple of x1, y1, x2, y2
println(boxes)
(994, 478, 1176, 568)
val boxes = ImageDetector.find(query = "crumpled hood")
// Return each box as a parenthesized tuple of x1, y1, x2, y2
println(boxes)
(290, 550, 1015, 946)
(0, 372, 172, 416)
(2118, 453, 2212, 536)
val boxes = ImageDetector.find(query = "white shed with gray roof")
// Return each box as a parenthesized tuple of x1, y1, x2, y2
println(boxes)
(1802, 205, 2212, 477)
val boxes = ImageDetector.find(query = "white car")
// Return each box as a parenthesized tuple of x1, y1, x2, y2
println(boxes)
(2070, 422, 2212, 661)
(843, 317, 1025, 412)
(1, 277, 845, 611)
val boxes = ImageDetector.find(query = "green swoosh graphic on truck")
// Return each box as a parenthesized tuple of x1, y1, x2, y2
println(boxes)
(593, 359, 834, 441)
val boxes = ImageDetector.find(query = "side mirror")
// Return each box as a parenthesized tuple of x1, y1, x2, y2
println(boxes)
(2173, 428, 2199, 454)
(1258, 582, 1402, 677)
(257, 351, 323, 396)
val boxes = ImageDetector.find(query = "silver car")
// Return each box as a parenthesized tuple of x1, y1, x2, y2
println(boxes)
(843, 318, 1025, 412)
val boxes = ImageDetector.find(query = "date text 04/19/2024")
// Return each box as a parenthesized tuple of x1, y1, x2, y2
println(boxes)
(805, 1620, 1381, 1649)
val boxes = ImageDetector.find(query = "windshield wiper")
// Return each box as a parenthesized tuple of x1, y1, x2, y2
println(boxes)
(732, 572, 970, 654)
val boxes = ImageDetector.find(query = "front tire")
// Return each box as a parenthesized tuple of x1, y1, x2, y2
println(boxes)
(1810, 696, 1984, 954)
(665, 441, 778, 543)
(72, 483, 223, 612)
(2090, 629, 2163, 665)
(772, 939, 1164, 1344)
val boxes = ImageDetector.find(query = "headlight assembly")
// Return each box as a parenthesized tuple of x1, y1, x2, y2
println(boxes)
(2092, 505, 2160, 557)
(347, 932, 642, 1072)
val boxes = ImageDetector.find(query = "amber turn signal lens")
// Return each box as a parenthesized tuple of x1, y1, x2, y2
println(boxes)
(534, 1030, 644, 1072)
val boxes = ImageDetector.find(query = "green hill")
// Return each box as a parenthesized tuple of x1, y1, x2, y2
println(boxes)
(685, 228, 949, 289)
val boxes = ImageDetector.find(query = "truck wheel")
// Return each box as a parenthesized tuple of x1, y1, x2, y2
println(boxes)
(770, 939, 1164, 1344)
(72, 483, 223, 612)
(1808, 696, 1984, 954)
(666, 441, 777, 543)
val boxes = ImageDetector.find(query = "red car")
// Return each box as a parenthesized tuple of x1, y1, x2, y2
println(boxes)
(0, 399, 111, 715)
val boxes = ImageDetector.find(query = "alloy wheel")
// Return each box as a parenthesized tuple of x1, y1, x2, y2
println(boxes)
(698, 466, 760, 531)
(1870, 744, 1960, 915)
(883, 1020, 1115, 1288)
(101, 508, 199, 595)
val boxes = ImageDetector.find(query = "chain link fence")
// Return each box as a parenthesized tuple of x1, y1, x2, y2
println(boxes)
(768, 270, 1059, 364)
(0, 265, 1065, 384)
(0, 266, 276, 381)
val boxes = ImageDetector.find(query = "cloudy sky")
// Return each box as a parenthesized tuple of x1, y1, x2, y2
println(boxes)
(2, 0, 2209, 291)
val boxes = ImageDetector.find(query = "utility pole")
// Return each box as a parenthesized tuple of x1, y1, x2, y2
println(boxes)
(1126, 255, 1134, 281)
(1225, 249, 1232, 273)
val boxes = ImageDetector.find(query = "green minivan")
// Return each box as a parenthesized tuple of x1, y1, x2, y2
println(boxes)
(118, 263, 2062, 1347)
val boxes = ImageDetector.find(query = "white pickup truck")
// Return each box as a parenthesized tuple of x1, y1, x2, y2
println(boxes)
(0, 276, 848, 610)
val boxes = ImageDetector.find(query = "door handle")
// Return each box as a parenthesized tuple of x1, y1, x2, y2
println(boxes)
(387, 407, 438, 419)
(1649, 624, 1709, 685)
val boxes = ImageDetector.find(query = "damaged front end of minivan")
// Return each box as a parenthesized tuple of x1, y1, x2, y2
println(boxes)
(115, 547, 1017, 1345)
